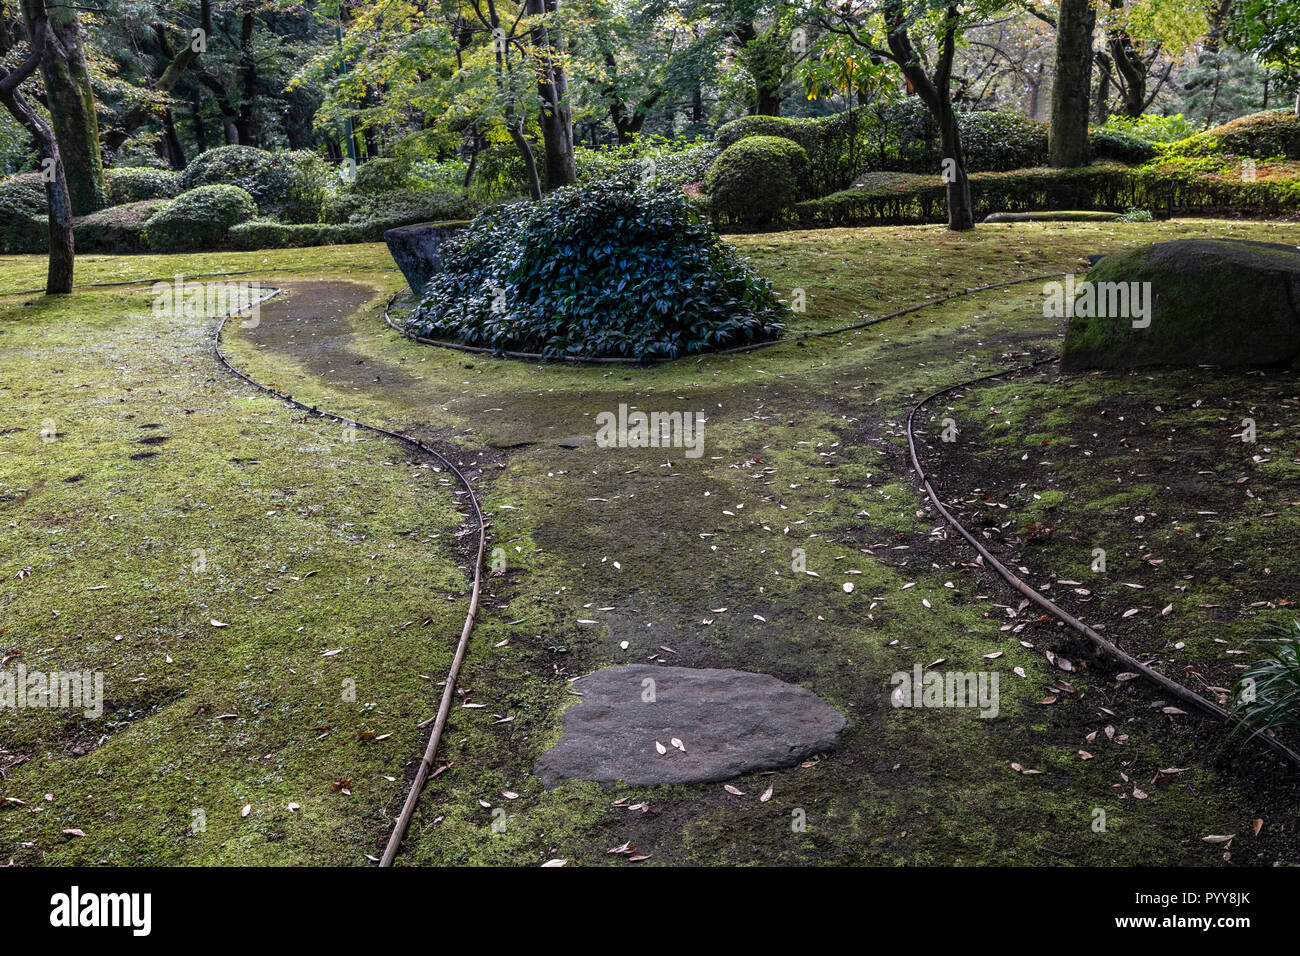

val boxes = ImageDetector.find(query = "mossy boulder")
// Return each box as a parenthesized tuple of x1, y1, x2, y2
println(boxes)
(1060, 238, 1300, 371)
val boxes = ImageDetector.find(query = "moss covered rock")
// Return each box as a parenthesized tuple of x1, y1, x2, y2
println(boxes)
(1060, 238, 1300, 371)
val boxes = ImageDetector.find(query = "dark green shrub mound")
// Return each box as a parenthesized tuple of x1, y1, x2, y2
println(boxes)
(960, 111, 1049, 170)
(325, 187, 479, 231)
(1060, 239, 1300, 371)
(351, 157, 409, 193)
(715, 115, 818, 153)
(0, 173, 48, 253)
(714, 111, 869, 195)
(180, 145, 330, 222)
(407, 181, 787, 360)
(144, 185, 257, 250)
(1089, 127, 1156, 163)
(106, 166, 181, 204)
(705, 136, 808, 227)
(75, 199, 172, 252)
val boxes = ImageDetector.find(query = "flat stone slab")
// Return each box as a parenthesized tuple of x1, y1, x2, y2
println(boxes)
(535, 664, 849, 787)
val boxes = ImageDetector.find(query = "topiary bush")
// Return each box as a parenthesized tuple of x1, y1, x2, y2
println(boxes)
(144, 184, 257, 250)
(324, 187, 481, 233)
(407, 179, 787, 360)
(1090, 127, 1157, 164)
(1194, 110, 1300, 159)
(180, 145, 331, 222)
(0, 172, 48, 253)
(228, 219, 371, 250)
(704, 135, 808, 228)
(75, 199, 172, 252)
(350, 157, 409, 193)
(106, 166, 181, 205)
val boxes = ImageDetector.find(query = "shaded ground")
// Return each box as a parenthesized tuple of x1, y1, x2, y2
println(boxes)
(3, 220, 1300, 866)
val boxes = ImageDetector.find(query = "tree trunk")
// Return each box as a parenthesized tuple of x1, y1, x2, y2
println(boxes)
(1049, 0, 1097, 167)
(27, 0, 105, 214)
(1108, 31, 1146, 117)
(0, 11, 73, 294)
(1093, 51, 1113, 123)
(234, 12, 259, 146)
(525, 0, 576, 190)
(885, 3, 974, 230)
(508, 120, 542, 200)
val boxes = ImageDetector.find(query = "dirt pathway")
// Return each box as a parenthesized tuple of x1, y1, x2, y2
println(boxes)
(223, 276, 1299, 866)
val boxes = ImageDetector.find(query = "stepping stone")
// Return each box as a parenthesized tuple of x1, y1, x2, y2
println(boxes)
(535, 664, 849, 787)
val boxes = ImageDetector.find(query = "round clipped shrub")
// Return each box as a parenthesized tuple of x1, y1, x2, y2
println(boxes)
(351, 157, 408, 193)
(704, 135, 808, 227)
(106, 166, 181, 204)
(75, 199, 172, 253)
(406, 179, 787, 360)
(0, 172, 49, 253)
(144, 184, 256, 250)
(1089, 127, 1157, 164)
(180, 145, 331, 222)
(715, 115, 818, 154)
(1185, 110, 1300, 160)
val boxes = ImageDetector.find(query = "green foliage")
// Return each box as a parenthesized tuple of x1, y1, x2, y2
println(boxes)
(1103, 112, 1205, 144)
(408, 180, 787, 360)
(861, 102, 1047, 174)
(106, 166, 182, 205)
(704, 135, 809, 228)
(324, 187, 480, 232)
(228, 219, 370, 250)
(75, 199, 172, 253)
(959, 111, 1050, 171)
(714, 112, 867, 195)
(144, 185, 257, 250)
(1089, 127, 1158, 164)
(351, 157, 409, 193)
(1232, 621, 1300, 742)
(0, 173, 48, 253)
(1115, 207, 1155, 222)
(180, 146, 332, 223)
(1227, 0, 1300, 91)
(576, 138, 719, 188)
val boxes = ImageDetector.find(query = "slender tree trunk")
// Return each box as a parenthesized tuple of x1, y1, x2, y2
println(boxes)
(1093, 51, 1113, 123)
(508, 119, 542, 200)
(1049, 0, 1097, 167)
(1108, 30, 1147, 117)
(885, 3, 973, 230)
(26, 0, 105, 214)
(234, 12, 259, 146)
(525, 0, 576, 190)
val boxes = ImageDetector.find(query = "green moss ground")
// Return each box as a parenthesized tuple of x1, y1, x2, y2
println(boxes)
(4, 219, 1300, 865)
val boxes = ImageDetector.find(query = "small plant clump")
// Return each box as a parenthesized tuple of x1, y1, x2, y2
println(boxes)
(406, 180, 787, 360)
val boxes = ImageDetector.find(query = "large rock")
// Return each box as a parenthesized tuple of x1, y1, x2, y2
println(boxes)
(383, 220, 468, 296)
(535, 664, 849, 787)
(1060, 239, 1300, 372)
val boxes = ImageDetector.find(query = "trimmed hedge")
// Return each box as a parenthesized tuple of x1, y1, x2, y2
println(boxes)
(228, 219, 369, 250)
(408, 179, 787, 360)
(351, 157, 409, 193)
(106, 166, 181, 205)
(714, 111, 866, 195)
(0, 173, 48, 253)
(704, 136, 809, 227)
(144, 185, 257, 250)
(794, 162, 1300, 227)
(180, 145, 332, 222)
(75, 199, 172, 252)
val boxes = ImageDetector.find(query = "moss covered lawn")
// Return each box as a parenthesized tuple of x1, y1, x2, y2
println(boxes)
(4, 219, 1300, 865)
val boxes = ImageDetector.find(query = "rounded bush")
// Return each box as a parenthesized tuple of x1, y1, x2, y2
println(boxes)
(180, 145, 331, 222)
(715, 115, 818, 154)
(144, 184, 257, 250)
(75, 199, 172, 253)
(407, 179, 787, 360)
(960, 111, 1048, 170)
(704, 135, 808, 227)
(1089, 127, 1157, 164)
(351, 157, 408, 193)
(106, 166, 181, 204)
(1194, 110, 1300, 160)
(0, 173, 48, 253)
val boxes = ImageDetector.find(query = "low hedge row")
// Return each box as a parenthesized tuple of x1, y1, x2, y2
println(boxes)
(793, 162, 1300, 227)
